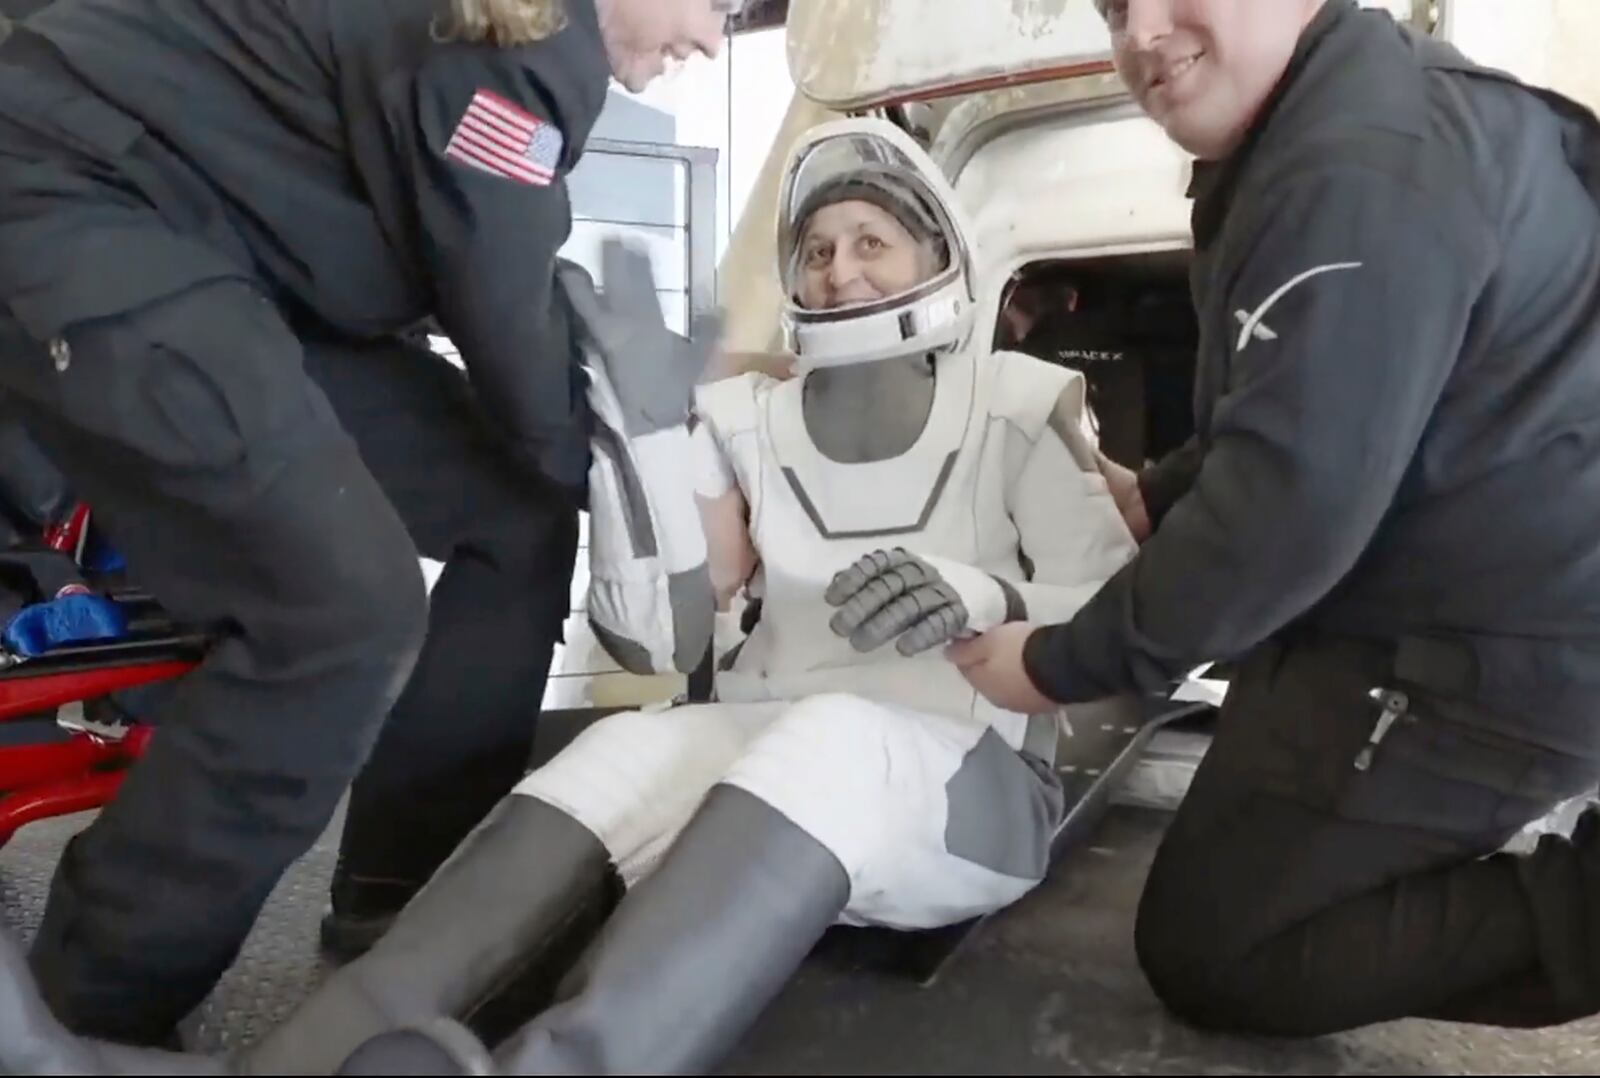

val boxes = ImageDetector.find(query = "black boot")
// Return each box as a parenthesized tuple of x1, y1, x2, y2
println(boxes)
(1514, 802, 1600, 1019)
(244, 795, 621, 1074)
(0, 922, 223, 1076)
(493, 784, 850, 1075)
(319, 867, 419, 961)
(1427, 801, 1600, 1029)
(3, 919, 499, 1078)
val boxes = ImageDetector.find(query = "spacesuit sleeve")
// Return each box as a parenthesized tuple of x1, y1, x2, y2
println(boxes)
(691, 421, 736, 499)
(691, 421, 759, 610)
(407, 48, 588, 496)
(1005, 379, 1140, 624)
(557, 258, 716, 677)
(580, 357, 715, 676)
(693, 377, 764, 611)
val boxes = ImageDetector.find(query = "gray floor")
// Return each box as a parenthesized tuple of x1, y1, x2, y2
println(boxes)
(3, 805, 1597, 1074)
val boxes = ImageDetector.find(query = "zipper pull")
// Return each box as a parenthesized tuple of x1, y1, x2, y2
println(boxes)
(1355, 688, 1409, 772)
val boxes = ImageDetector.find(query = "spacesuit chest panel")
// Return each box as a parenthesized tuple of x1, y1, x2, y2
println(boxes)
(713, 353, 1018, 722)
(764, 354, 978, 538)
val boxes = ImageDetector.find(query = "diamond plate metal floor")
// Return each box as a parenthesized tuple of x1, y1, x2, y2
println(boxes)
(3, 805, 1597, 1074)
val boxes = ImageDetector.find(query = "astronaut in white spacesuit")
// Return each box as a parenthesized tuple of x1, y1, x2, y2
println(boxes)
(0, 117, 1136, 1077)
(548, 118, 1141, 939)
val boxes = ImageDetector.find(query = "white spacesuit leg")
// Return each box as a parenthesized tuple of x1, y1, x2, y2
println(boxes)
(513, 701, 784, 885)
(725, 694, 1066, 929)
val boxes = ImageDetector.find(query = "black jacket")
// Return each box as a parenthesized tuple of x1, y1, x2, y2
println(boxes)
(0, 0, 609, 491)
(1026, 0, 1600, 752)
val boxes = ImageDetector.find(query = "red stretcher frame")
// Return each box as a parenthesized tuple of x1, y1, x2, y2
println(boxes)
(0, 503, 205, 847)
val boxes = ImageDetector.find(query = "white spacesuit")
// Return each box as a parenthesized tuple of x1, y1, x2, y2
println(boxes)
(0, 119, 1137, 1078)
(528, 117, 1134, 1073)
(541, 119, 1136, 934)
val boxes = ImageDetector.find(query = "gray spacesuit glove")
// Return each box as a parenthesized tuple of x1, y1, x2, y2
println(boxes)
(559, 240, 722, 437)
(825, 548, 1027, 656)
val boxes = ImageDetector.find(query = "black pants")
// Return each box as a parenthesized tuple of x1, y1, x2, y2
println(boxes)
(1135, 632, 1600, 1035)
(0, 280, 430, 1044)
(298, 333, 576, 901)
(106, 330, 579, 901)
(5, 305, 576, 1043)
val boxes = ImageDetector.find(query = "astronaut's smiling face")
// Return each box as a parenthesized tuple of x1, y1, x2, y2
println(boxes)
(794, 201, 940, 311)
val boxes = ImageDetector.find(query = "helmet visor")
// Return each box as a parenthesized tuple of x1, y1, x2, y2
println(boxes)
(778, 132, 962, 313)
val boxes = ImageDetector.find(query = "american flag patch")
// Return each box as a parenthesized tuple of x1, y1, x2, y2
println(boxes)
(444, 89, 564, 187)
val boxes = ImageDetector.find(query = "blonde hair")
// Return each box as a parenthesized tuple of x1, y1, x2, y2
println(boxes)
(438, 0, 568, 46)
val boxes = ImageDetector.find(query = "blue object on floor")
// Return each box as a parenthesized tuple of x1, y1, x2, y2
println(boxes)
(2, 593, 129, 658)
(80, 529, 127, 574)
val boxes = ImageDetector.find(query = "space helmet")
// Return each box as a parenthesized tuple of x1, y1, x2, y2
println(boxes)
(777, 117, 978, 370)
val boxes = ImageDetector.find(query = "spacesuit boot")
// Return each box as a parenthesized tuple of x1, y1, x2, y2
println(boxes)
(243, 794, 622, 1074)
(493, 784, 850, 1075)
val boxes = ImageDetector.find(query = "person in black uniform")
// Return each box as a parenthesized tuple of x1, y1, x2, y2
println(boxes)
(952, 0, 1600, 1038)
(0, 0, 741, 1048)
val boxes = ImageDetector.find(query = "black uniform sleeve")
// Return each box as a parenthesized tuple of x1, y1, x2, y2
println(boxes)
(408, 48, 587, 496)
(1022, 163, 1496, 702)
(1138, 435, 1204, 528)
